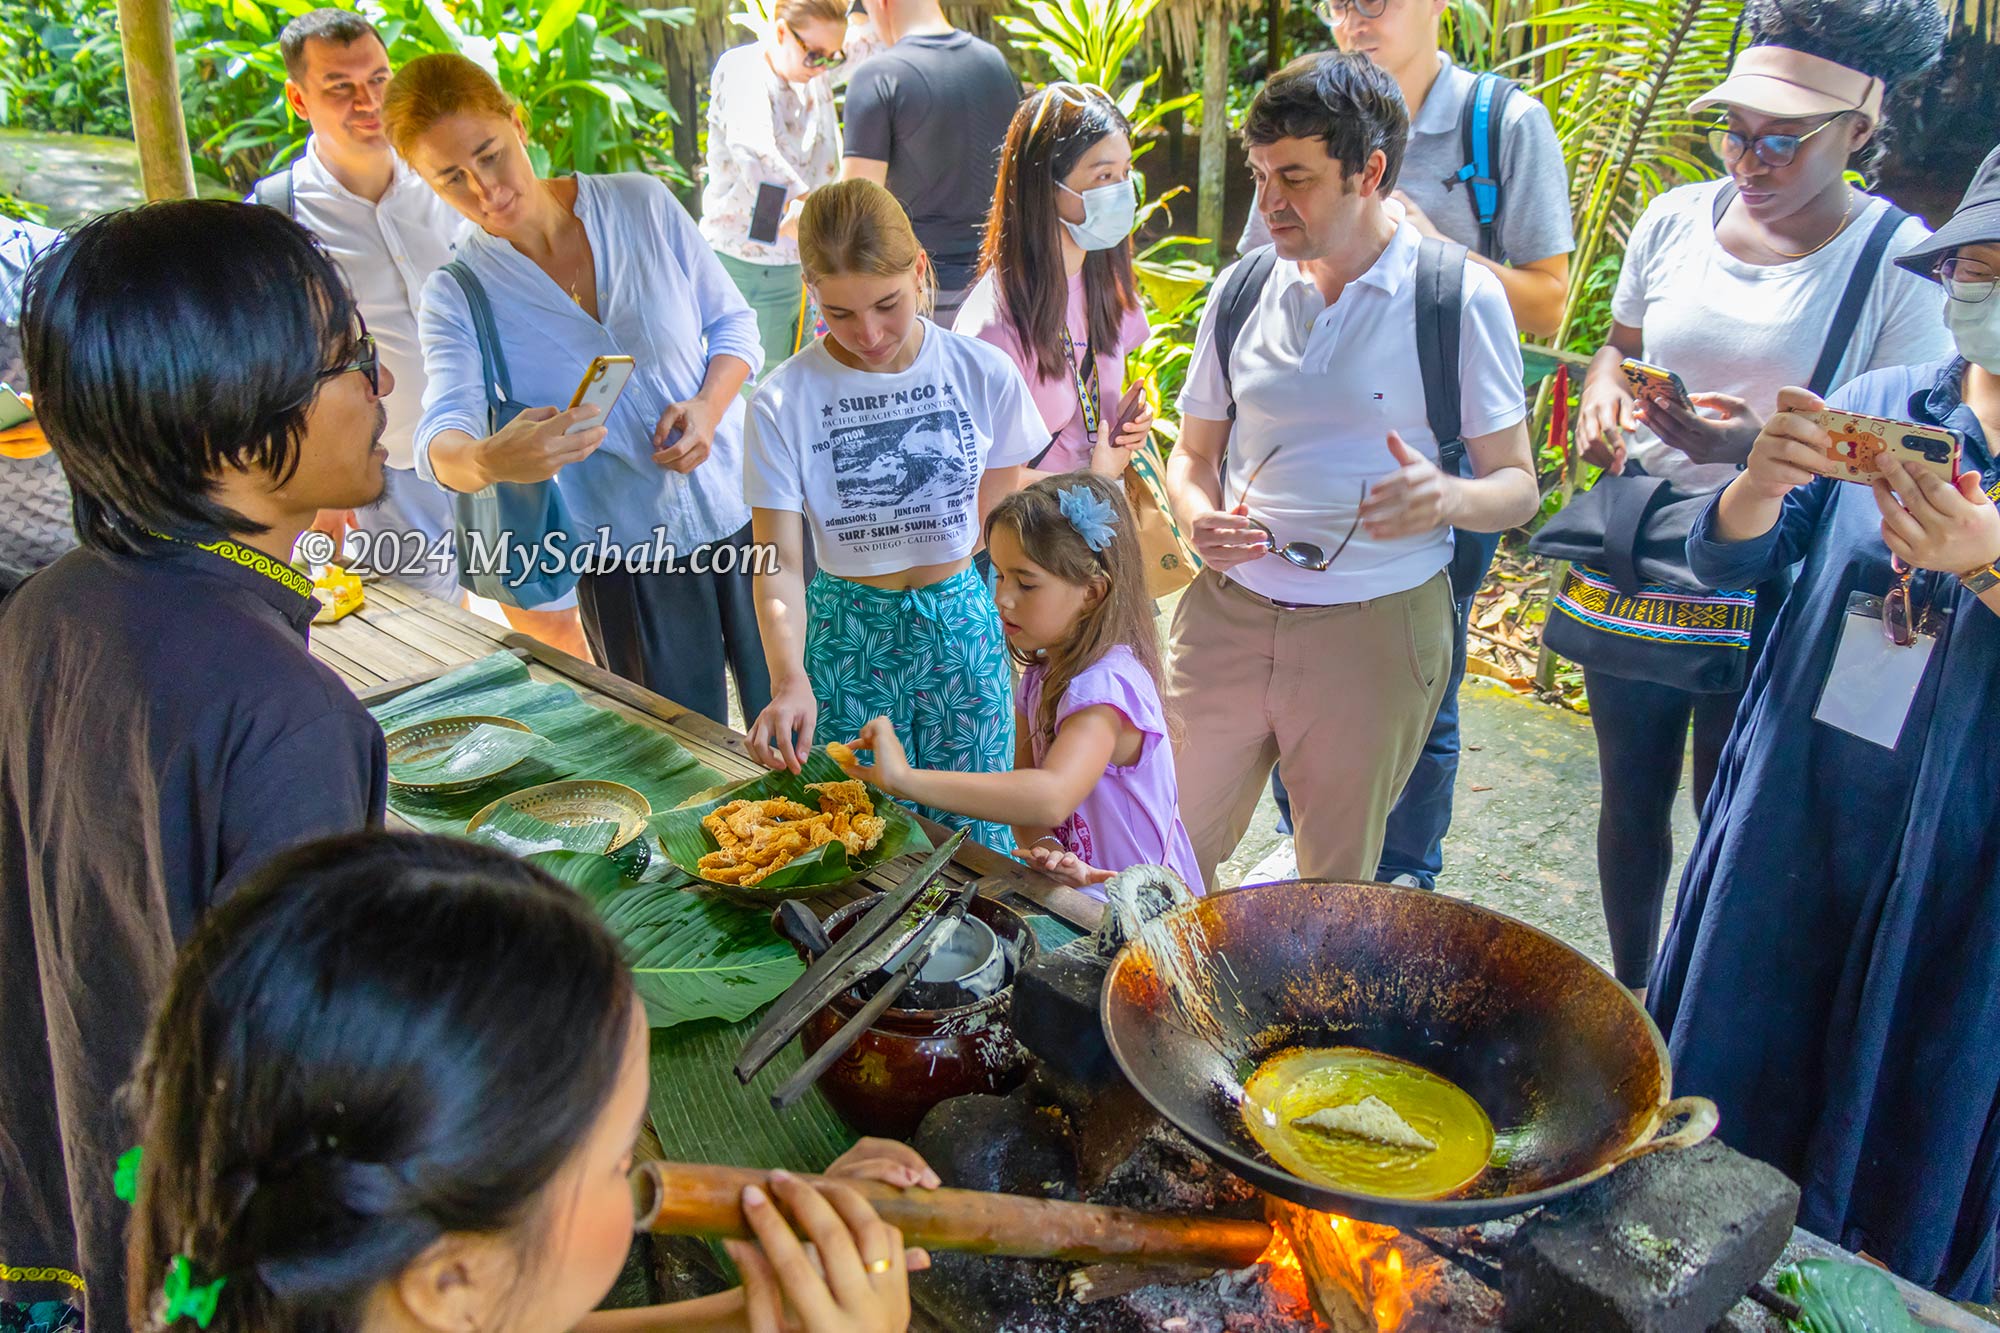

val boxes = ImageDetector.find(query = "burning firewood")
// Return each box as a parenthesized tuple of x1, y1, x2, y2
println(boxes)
(1265, 1198, 1417, 1333)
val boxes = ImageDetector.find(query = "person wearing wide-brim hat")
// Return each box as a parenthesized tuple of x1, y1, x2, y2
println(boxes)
(1649, 143, 2000, 1302)
(1569, 0, 1952, 1004)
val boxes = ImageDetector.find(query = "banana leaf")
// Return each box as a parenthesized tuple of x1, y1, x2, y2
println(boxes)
(1772, 1259, 1916, 1333)
(389, 723, 551, 785)
(473, 804, 619, 857)
(649, 1016, 857, 1173)
(529, 854, 808, 1029)
(648, 750, 931, 899)
(599, 883, 806, 1027)
(368, 651, 723, 835)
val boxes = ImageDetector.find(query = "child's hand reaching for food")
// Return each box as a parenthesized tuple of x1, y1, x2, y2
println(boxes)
(835, 719, 912, 799)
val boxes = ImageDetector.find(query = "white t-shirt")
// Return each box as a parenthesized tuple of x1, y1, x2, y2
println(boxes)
(1178, 209, 1527, 606)
(743, 321, 1046, 576)
(1612, 180, 1953, 491)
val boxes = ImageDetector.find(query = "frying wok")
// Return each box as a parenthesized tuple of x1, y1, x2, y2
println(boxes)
(1100, 880, 1716, 1228)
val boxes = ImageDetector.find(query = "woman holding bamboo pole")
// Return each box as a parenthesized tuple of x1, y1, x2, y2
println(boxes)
(121, 832, 929, 1333)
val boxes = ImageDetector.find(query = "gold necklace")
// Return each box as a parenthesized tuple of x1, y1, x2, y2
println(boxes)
(1767, 189, 1855, 261)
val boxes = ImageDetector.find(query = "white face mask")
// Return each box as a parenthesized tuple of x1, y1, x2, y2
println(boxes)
(1058, 177, 1137, 252)
(1945, 290, 2000, 374)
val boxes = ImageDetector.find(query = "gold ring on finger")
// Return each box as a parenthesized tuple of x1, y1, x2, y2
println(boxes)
(867, 1258, 894, 1275)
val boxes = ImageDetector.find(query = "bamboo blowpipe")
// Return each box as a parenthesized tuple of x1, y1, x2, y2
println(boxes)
(631, 1161, 1274, 1269)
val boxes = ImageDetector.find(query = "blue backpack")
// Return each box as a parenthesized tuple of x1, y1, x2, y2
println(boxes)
(1445, 70, 1517, 261)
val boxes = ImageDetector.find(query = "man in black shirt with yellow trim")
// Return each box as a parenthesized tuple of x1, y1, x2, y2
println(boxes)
(0, 201, 389, 1333)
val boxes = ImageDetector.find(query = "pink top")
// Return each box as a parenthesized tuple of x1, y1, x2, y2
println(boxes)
(1018, 644, 1204, 899)
(956, 268, 1151, 474)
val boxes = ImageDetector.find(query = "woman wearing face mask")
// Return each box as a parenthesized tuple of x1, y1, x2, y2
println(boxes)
(389, 55, 771, 727)
(700, 0, 847, 375)
(743, 180, 1045, 852)
(1647, 149, 2000, 1301)
(1569, 0, 1951, 1001)
(955, 84, 1154, 480)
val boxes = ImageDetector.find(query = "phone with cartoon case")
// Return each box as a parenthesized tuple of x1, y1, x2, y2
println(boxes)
(1805, 409, 1960, 484)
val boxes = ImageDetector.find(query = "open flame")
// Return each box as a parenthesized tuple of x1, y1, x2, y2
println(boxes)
(1260, 1205, 1419, 1332)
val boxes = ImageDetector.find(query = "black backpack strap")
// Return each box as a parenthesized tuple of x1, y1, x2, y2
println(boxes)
(1450, 71, 1514, 260)
(251, 163, 296, 218)
(1711, 180, 1738, 229)
(442, 259, 515, 431)
(1215, 245, 1279, 423)
(1414, 236, 1469, 477)
(1806, 203, 1908, 397)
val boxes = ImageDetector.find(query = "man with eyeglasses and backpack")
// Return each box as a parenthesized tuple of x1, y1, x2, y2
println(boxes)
(1238, 0, 1575, 891)
(1164, 53, 1539, 889)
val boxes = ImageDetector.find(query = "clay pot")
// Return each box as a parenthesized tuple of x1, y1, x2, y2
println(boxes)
(790, 893, 1041, 1138)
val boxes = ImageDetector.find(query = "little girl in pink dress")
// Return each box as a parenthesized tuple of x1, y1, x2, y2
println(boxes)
(836, 473, 1202, 898)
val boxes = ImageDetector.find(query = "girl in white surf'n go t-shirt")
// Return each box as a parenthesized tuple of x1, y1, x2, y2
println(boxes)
(742, 179, 1045, 852)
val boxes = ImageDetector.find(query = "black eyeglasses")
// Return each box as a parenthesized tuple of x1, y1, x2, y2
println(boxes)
(1936, 257, 1999, 305)
(1235, 446, 1370, 572)
(1706, 112, 1851, 170)
(319, 323, 380, 396)
(1314, 0, 1389, 20)
(789, 25, 845, 68)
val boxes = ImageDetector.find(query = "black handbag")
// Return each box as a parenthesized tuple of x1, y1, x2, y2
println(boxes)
(1531, 194, 1911, 693)
(1532, 472, 1757, 692)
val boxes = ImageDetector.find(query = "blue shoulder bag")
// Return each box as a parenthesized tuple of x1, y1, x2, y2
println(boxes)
(440, 259, 581, 609)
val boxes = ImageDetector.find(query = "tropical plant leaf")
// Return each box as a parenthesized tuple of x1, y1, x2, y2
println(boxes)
(596, 882, 806, 1027)
(649, 750, 931, 900)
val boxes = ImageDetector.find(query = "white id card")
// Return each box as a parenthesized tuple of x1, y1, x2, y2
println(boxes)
(1812, 591, 1936, 749)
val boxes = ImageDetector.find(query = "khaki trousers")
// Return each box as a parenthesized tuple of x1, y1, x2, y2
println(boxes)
(1165, 568, 1453, 885)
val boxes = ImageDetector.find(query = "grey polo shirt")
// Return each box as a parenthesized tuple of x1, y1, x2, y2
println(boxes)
(1240, 53, 1574, 265)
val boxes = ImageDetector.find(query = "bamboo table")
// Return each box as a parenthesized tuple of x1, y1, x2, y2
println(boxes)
(308, 577, 1107, 933)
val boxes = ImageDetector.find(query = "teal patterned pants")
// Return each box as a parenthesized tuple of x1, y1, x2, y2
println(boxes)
(804, 567, 1016, 852)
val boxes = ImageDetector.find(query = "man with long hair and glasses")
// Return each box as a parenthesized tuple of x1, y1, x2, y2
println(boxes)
(1163, 53, 1537, 890)
(0, 202, 390, 1331)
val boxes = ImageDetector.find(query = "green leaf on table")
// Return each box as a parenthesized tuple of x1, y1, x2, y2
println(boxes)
(388, 723, 551, 785)
(596, 882, 805, 1027)
(648, 1016, 856, 1173)
(526, 849, 632, 901)
(648, 750, 930, 899)
(1771, 1259, 1916, 1333)
(473, 804, 618, 857)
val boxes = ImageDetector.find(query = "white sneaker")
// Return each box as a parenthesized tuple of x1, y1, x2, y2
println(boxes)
(1243, 840, 1299, 885)
(1388, 873, 1425, 889)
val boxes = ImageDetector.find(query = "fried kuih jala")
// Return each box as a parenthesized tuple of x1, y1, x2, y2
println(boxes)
(695, 781, 887, 886)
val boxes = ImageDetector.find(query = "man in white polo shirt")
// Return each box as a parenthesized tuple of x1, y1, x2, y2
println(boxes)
(1164, 52, 1538, 886)
(255, 9, 589, 657)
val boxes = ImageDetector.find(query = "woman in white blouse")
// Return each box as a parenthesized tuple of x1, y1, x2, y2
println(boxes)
(386, 53, 770, 725)
(700, 0, 847, 376)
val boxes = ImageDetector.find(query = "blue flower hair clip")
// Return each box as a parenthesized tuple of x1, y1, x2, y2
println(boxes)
(1057, 485, 1119, 553)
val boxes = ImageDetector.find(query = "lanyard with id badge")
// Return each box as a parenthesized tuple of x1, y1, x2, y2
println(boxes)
(1814, 556, 1946, 749)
